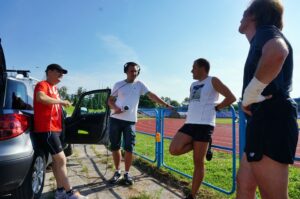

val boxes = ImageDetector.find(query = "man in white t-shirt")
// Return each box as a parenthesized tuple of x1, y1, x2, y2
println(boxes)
(169, 58, 236, 199)
(108, 62, 172, 185)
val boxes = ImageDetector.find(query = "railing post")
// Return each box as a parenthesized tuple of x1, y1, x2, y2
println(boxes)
(156, 108, 162, 168)
(238, 102, 246, 161)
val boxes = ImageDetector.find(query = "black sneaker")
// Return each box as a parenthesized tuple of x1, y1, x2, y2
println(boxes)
(206, 149, 213, 161)
(184, 194, 194, 199)
(123, 173, 134, 185)
(109, 171, 122, 184)
(206, 138, 213, 161)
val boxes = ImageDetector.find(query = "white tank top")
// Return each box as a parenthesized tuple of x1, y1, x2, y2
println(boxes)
(185, 76, 219, 126)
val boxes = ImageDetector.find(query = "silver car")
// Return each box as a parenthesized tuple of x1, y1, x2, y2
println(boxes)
(0, 38, 110, 198)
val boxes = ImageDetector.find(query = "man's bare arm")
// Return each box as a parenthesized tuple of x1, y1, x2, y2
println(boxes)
(255, 37, 289, 83)
(212, 77, 236, 110)
(36, 91, 71, 107)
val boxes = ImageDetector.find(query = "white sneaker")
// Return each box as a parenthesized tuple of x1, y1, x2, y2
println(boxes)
(54, 190, 66, 199)
(66, 191, 88, 199)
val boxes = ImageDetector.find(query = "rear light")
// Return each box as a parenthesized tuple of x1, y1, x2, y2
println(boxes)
(0, 114, 30, 141)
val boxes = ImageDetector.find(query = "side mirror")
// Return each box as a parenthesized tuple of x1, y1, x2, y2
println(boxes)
(80, 107, 88, 114)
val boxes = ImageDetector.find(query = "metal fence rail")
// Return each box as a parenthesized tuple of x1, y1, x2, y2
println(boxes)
(160, 106, 237, 195)
(133, 103, 299, 196)
(134, 109, 159, 163)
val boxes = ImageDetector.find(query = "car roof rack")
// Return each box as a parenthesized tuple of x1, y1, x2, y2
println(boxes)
(6, 69, 31, 78)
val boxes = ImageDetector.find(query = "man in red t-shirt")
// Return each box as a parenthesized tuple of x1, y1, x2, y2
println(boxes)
(34, 64, 87, 199)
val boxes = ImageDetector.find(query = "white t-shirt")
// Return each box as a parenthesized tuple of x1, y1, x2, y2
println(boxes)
(110, 80, 149, 122)
(185, 76, 219, 126)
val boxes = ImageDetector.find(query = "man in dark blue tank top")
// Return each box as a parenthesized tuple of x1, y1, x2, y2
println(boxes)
(236, 1, 298, 199)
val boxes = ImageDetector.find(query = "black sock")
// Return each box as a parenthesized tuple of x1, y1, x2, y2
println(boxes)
(66, 189, 74, 195)
(57, 187, 64, 192)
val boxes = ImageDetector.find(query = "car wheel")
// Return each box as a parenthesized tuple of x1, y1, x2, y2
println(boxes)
(12, 150, 46, 199)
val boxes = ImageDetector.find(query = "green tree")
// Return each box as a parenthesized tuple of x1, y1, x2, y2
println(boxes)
(73, 87, 86, 106)
(182, 97, 189, 106)
(138, 95, 156, 108)
(76, 87, 86, 96)
(161, 96, 180, 107)
(58, 86, 68, 100)
(170, 100, 180, 107)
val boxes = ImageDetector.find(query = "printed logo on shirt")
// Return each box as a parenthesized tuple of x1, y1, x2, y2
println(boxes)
(190, 84, 204, 102)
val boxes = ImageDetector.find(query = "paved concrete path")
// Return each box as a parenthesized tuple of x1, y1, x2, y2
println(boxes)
(41, 144, 183, 199)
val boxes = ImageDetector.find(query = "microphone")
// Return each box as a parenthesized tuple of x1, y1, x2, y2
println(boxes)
(122, 105, 129, 112)
(112, 105, 129, 115)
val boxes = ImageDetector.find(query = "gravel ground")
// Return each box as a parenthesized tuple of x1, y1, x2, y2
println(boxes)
(41, 144, 183, 199)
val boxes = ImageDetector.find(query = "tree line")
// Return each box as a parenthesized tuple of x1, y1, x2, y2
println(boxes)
(58, 86, 184, 109)
(58, 86, 242, 111)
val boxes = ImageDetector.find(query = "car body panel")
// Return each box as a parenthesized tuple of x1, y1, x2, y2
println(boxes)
(0, 150, 33, 193)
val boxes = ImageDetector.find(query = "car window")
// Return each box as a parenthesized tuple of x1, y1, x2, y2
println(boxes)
(4, 79, 33, 110)
(79, 92, 108, 115)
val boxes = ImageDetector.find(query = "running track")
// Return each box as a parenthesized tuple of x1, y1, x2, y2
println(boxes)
(136, 118, 300, 167)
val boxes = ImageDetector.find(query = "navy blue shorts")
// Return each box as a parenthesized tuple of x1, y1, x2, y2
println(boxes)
(178, 124, 214, 142)
(245, 97, 299, 164)
(33, 132, 63, 155)
(109, 117, 136, 152)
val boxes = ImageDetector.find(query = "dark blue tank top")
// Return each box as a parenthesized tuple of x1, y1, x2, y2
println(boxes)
(242, 25, 293, 98)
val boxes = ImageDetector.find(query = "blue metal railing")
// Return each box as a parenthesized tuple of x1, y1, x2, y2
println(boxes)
(160, 106, 237, 195)
(134, 104, 299, 196)
(238, 102, 246, 160)
(133, 109, 159, 163)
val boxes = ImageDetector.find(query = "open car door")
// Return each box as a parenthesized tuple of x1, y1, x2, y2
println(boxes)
(65, 89, 111, 144)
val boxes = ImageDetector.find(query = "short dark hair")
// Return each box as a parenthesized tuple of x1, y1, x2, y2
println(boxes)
(246, 0, 284, 30)
(194, 58, 210, 73)
(124, 61, 140, 74)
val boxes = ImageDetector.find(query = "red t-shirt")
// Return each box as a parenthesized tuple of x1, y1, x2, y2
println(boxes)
(34, 81, 62, 133)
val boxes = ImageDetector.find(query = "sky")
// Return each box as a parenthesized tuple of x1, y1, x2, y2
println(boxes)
(1, 0, 299, 103)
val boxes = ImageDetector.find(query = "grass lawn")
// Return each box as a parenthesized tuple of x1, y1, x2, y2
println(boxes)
(64, 106, 75, 116)
(134, 133, 300, 199)
(216, 118, 234, 124)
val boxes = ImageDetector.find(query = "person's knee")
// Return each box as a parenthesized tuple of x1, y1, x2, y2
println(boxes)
(53, 154, 67, 168)
(110, 145, 121, 151)
(109, 137, 121, 151)
(236, 172, 256, 196)
(123, 145, 133, 153)
(169, 145, 180, 155)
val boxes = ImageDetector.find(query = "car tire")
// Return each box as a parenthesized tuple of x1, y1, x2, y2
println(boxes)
(12, 150, 46, 199)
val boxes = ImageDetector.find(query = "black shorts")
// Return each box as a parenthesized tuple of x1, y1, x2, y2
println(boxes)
(245, 97, 299, 164)
(178, 124, 214, 142)
(33, 132, 64, 155)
